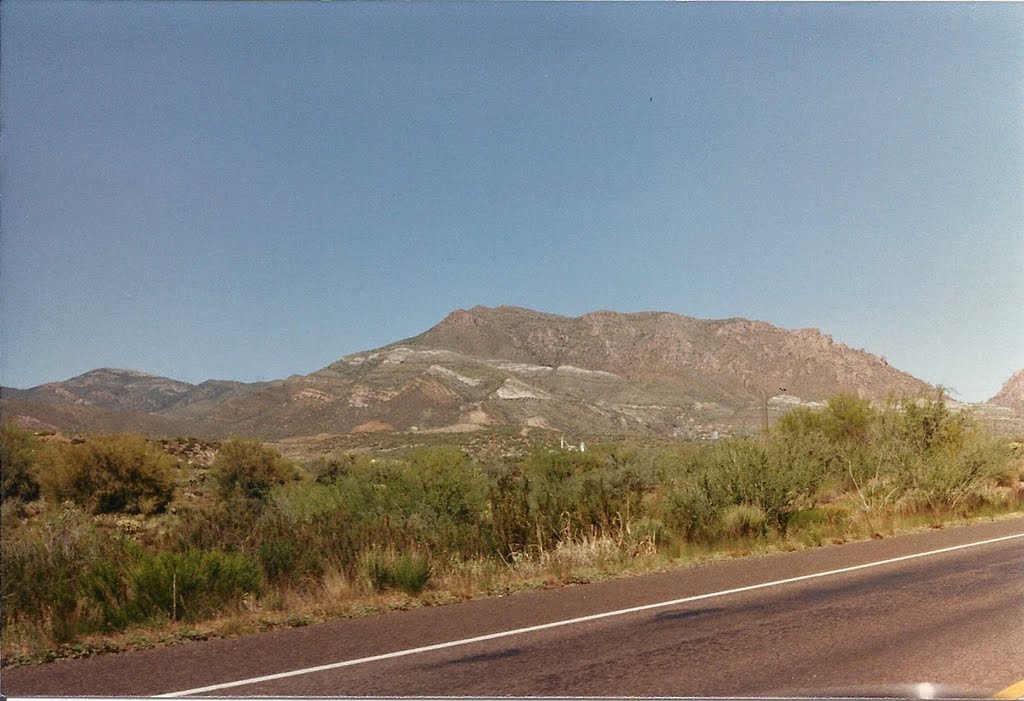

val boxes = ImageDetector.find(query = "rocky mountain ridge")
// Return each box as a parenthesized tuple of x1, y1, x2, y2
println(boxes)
(3, 307, 1017, 440)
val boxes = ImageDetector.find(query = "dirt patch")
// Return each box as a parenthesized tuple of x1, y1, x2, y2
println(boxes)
(352, 421, 396, 433)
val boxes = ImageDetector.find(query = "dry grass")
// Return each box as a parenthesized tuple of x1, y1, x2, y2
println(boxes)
(5, 502, 1021, 669)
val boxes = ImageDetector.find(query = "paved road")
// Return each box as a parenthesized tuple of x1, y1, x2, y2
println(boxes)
(4, 517, 1023, 698)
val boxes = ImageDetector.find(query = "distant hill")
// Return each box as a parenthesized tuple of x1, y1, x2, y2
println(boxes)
(2, 368, 192, 413)
(1, 306, 945, 440)
(988, 368, 1024, 413)
(1, 369, 264, 437)
(1, 368, 265, 415)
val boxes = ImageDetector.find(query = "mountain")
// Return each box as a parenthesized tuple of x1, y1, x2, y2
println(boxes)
(2, 307, 941, 440)
(988, 368, 1024, 412)
(1, 368, 266, 415)
(2, 368, 193, 413)
(0, 398, 197, 437)
(1, 369, 265, 436)
(191, 306, 935, 439)
(407, 306, 928, 403)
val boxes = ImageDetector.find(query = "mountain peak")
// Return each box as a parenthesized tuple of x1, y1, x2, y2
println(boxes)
(406, 306, 931, 402)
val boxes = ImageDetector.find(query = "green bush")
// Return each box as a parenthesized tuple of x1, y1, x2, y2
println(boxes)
(0, 423, 42, 502)
(1, 504, 261, 640)
(406, 448, 490, 553)
(487, 463, 531, 559)
(0, 505, 136, 641)
(664, 474, 722, 542)
(786, 507, 845, 531)
(361, 548, 432, 595)
(309, 452, 360, 485)
(719, 504, 768, 540)
(211, 438, 297, 501)
(167, 495, 265, 553)
(522, 448, 649, 547)
(78, 557, 137, 631)
(904, 434, 1011, 512)
(129, 549, 260, 622)
(322, 448, 491, 558)
(40, 434, 175, 515)
(3, 403, 1017, 659)
(255, 527, 325, 587)
(259, 539, 299, 583)
(821, 394, 874, 445)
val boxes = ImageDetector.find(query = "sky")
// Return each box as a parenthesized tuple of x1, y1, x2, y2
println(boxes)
(1, 2, 1021, 402)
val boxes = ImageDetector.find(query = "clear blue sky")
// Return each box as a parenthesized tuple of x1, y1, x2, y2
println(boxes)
(2, 2, 1021, 402)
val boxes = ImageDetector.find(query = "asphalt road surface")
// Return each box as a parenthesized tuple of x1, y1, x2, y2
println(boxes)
(3, 517, 1023, 698)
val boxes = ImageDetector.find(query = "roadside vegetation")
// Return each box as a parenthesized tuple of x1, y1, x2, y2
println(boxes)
(2, 394, 1022, 665)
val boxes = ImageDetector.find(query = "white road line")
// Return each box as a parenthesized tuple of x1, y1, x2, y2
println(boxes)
(158, 530, 1024, 698)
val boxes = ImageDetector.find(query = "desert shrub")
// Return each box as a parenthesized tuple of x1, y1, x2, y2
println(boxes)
(308, 452, 361, 485)
(1, 505, 260, 638)
(774, 407, 827, 439)
(831, 397, 1015, 514)
(713, 439, 817, 529)
(894, 395, 960, 452)
(0, 505, 136, 641)
(211, 438, 297, 501)
(786, 507, 844, 531)
(659, 436, 820, 542)
(821, 394, 874, 446)
(259, 539, 300, 583)
(129, 549, 260, 622)
(903, 433, 1011, 512)
(166, 495, 266, 554)
(172, 480, 354, 578)
(308, 500, 365, 576)
(406, 448, 489, 551)
(323, 449, 491, 558)
(775, 400, 877, 494)
(251, 505, 325, 585)
(719, 503, 768, 539)
(361, 548, 432, 595)
(578, 458, 649, 530)
(663, 473, 722, 542)
(623, 516, 665, 554)
(76, 556, 139, 631)
(522, 448, 650, 547)
(487, 463, 531, 559)
(0, 422, 42, 502)
(39, 434, 175, 515)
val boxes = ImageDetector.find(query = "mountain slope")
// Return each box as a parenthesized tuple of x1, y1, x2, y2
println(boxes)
(988, 368, 1024, 412)
(196, 306, 934, 439)
(404, 306, 928, 403)
(0, 398, 199, 437)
